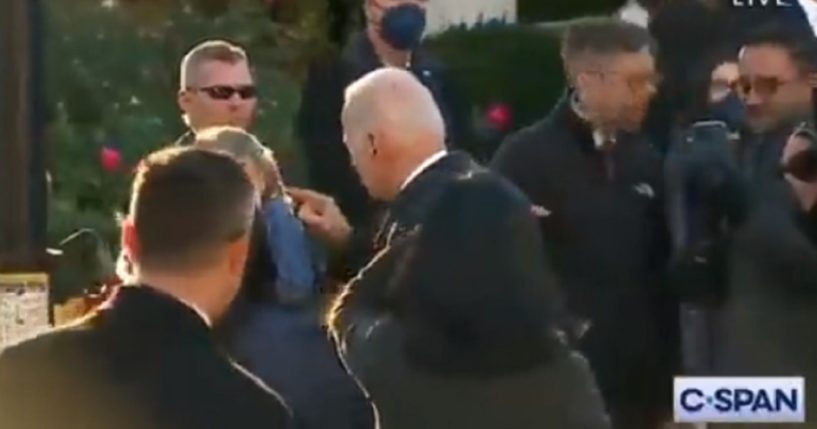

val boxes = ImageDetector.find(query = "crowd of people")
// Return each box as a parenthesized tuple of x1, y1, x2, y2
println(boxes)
(4, 0, 817, 428)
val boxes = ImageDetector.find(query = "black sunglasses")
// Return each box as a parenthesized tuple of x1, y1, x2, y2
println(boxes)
(737, 76, 793, 98)
(190, 85, 257, 100)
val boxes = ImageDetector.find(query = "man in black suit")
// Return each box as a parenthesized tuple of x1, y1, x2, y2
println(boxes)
(0, 148, 295, 429)
(289, 67, 483, 282)
(491, 18, 676, 429)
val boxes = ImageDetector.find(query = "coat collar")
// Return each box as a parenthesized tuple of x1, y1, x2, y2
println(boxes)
(96, 285, 213, 344)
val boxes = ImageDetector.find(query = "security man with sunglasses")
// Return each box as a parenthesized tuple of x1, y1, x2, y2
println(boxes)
(172, 40, 277, 318)
(174, 40, 259, 147)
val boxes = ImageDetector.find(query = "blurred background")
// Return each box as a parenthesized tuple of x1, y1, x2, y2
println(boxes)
(44, 0, 629, 248)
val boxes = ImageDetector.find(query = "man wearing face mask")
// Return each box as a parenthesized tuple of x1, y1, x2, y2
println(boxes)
(296, 0, 471, 245)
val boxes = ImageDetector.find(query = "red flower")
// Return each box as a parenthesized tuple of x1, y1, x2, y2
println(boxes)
(486, 103, 513, 132)
(100, 147, 123, 173)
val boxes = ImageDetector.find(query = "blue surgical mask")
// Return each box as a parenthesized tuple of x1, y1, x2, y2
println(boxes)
(710, 91, 746, 132)
(380, 3, 426, 51)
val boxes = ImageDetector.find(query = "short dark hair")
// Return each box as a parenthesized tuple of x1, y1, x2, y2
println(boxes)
(129, 147, 256, 271)
(180, 40, 248, 89)
(742, 24, 817, 75)
(561, 17, 656, 63)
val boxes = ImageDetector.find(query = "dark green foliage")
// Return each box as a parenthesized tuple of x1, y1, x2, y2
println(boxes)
(46, 0, 328, 247)
(426, 24, 566, 133)
(517, 0, 627, 23)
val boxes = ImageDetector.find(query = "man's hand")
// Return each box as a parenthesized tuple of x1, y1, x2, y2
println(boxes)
(288, 187, 352, 249)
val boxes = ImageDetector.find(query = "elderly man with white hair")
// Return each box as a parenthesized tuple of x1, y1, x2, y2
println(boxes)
(292, 67, 608, 429)
(290, 67, 484, 279)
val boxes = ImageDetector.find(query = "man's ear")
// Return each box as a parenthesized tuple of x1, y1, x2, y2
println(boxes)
(178, 89, 193, 113)
(121, 217, 141, 264)
(227, 235, 251, 277)
(367, 133, 379, 156)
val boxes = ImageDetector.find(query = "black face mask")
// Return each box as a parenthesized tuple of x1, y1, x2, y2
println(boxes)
(709, 91, 746, 132)
(379, 3, 427, 51)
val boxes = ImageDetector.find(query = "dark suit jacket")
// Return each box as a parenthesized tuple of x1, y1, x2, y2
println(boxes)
(331, 151, 485, 334)
(0, 286, 295, 429)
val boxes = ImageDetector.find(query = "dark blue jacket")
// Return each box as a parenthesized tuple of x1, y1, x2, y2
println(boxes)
(220, 300, 375, 429)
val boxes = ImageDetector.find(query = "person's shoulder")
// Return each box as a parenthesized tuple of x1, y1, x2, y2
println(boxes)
(491, 116, 558, 168)
(2, 312, 96, 355)
(231, 363, 295, 429)
(413, 44, 446, 71)
(220, 359, 295, 421)
(0, 317, 96, 386)
(173, 130, 195, 147)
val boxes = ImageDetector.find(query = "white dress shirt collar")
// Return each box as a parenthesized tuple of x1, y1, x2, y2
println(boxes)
(400, 150, 448, 191)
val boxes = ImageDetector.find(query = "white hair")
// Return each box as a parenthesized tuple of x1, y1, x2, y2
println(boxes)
(343, 67, 446, 146)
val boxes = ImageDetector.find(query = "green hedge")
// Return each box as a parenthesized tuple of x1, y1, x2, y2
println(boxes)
(426, 24, 566, 135)
(46, 0, 329, 247)
(517, 0, 627, 23)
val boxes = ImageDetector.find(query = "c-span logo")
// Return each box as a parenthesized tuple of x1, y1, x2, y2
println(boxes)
(674, 377, 805, 423)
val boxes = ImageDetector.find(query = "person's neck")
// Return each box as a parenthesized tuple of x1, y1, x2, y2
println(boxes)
(393, 147, 447, 195)
(570, 92, 616, 135)
(132, 269, 220, 327)
(367, 27, 412, 68)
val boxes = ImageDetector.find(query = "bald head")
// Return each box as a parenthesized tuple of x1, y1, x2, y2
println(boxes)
(342, 68, 447, 201)
(344, 68, 445, 148)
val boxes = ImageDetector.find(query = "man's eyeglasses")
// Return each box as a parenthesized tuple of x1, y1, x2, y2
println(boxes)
(737, 76, 793, 99)
(585, 70, 662, 92)
(189, 85, 258, 100)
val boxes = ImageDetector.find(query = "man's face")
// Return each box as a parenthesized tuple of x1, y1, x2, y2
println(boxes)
(179, 60, 257, 131)
(576, 51, 659, 132)
(738, 45, 812, 133)
(366, 0, 429, 33)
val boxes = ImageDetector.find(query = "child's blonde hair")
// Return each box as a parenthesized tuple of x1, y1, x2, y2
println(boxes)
(195, 126, 283, 199)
